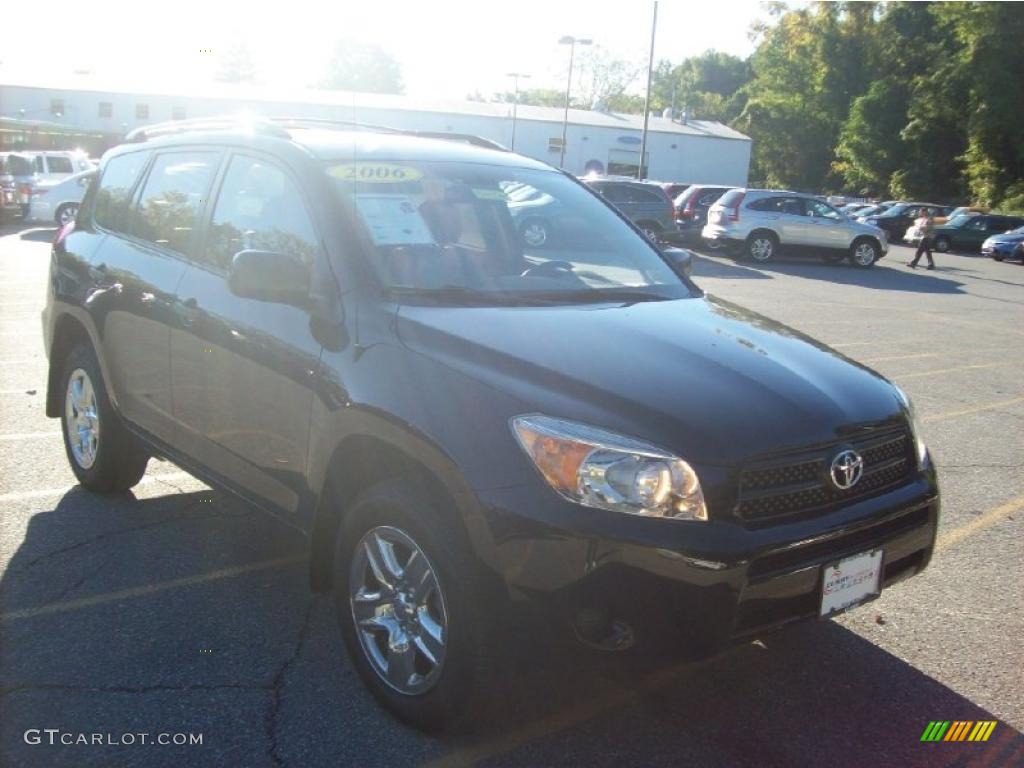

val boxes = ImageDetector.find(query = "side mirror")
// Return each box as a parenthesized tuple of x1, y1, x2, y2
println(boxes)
(661, 246, 694, 278)
(228, 250, 310, 305)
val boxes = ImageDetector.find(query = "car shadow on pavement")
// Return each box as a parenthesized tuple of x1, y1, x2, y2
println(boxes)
(2, 485, 1021, 768)
(688, 251, 773, 281)
(19, 227, 58, 243)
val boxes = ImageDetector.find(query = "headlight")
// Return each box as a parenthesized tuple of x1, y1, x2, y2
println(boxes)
(893, 385, 928, 469)
(511, 414, 707, 520)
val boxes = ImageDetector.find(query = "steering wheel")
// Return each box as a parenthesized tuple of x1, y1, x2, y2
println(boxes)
(521, 260, 575, 278)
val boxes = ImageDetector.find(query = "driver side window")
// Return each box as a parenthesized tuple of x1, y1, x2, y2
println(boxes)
(806, 200, 840, 219)
(205, 156, 319, 273)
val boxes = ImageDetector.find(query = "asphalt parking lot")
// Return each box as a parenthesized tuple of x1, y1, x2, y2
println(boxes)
(1, 221, 1022, 768)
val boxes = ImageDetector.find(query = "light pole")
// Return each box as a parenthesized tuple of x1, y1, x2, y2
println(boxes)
(506, 72, 530, 152)
(638, 1, 658, 180)
(558, 35, 591, 170)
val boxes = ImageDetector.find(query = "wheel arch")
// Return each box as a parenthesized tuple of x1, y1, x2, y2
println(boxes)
(46, 311, 98, 418)
(851, 233, 883, 253)
(308, 428, 500, 594)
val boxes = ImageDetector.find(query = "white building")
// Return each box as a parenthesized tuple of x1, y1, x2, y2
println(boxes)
(0, 77, 751, 184)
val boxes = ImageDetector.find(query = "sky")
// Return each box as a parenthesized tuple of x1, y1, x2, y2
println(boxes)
(1, 0, 768, 100)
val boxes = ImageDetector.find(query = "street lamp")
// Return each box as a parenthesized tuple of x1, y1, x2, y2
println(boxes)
(558, 35, 592, 170)
(506, 72, 531, 152)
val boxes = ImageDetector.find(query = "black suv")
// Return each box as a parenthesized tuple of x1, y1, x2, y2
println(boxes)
(43, 117, 939, 731)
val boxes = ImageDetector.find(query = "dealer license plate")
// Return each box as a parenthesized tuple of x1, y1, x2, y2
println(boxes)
(819, 549, 883, 617)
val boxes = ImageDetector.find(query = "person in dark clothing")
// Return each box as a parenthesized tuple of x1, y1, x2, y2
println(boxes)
(908, 208, 935, 269)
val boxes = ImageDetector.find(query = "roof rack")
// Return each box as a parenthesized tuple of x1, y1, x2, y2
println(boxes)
(125, 114, 509, 152)
(125, 116, 289, 143)
(402, 131, 508, 152)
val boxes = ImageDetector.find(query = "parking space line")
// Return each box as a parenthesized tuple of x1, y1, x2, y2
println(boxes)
(0, 472, 194, 503)
(860, 353, 939, 364)
(936, 493, 1024, 554)
(896, 362, 1008, 380)
(923, 396, 1024, 422)
(0, 554, 306, 623)
(0, 431, 60, 441)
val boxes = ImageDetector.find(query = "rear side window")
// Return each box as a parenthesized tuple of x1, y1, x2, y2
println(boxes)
(697, 189, 726, 207)
(47, 156, 74, 174)
(131, 152, 219, 255)
(718, 189, 746, 207)
(94, 151, 152, 232)
(623, 185, 665, 204)
(204, 156, 319, 272)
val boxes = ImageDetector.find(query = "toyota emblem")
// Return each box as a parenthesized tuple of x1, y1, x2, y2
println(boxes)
(830, 449, 864, 490)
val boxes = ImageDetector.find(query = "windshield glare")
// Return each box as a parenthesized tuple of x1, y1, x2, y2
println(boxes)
(326, 160, 689, 302)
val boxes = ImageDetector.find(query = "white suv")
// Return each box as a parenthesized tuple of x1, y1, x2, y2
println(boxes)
(702, 189, 889, 268)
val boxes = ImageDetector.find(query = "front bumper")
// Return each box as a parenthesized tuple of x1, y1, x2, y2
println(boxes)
(477, 471, 939, 649)
(982, 242, 1022, 260)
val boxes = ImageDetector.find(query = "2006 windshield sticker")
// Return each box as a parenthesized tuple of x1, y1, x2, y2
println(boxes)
(328, 163, 423, 183)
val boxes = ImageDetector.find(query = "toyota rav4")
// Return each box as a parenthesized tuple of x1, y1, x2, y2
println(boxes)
(42, 118, 939, 731)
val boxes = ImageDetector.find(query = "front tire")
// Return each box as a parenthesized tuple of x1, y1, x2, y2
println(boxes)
(59, 343, 149, 492)
(334, 480, 499, 732)
(934, 236, 951, 253)
(56, 203, 78, 227)
(849, 238, 880, 268)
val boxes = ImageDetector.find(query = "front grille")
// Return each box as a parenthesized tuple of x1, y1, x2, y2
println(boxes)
(737, 427, 913, 523)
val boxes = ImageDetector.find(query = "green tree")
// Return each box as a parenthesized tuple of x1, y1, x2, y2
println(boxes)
(321, 39, 404, 94)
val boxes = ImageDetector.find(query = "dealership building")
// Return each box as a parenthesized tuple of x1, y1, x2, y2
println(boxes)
(0, 77, 751, 184)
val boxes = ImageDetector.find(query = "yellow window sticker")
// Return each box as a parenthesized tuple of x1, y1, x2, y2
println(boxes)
(327, 163, 423, 183)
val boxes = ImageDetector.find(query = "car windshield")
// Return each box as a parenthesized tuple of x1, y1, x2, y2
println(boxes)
(325, 160, 690, 304)
(1010, 226, 1024, 235)
(876, 205, 908, 217)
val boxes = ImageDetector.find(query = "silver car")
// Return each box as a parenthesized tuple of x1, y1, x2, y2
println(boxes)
(702, 189, 889, 267)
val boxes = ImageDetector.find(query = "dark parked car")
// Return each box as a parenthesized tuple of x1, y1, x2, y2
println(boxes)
(860, 202, 950, 242)
(44, 117, 939, 732)
(673, 184, 733, 243)
(581, 176, 676, 241)
(981, 225, 1024, 263)
(0, 152, 38, 219)
(931, 213, 1024, 252)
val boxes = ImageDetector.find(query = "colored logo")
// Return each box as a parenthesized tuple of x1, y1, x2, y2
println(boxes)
(920, 721, 997, 742)
(830, 449, 864, 490)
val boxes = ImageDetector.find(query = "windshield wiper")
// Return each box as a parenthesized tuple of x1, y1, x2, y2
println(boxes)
(386, 285, 524, 305)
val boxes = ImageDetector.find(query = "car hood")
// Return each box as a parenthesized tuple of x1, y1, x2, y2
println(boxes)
(396, 296, 904, 467)
(986, 232, 1024, 243)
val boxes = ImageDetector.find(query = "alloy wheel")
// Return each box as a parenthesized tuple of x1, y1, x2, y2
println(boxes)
(65, 368, 99, 469)
(750, 237, 774, 261)
(59, 205, 78, 226)
(349, 526, 448, 695)
(853, 242, 877, 266)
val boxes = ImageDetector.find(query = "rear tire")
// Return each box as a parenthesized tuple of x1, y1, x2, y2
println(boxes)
(746, 231, 777, 263)
(637, 221, 663, 243)
(334, 480, 501, 733)
(59, 343, 149, 492)
(56, 203, 78, 227)
(934, 236, 951, 253)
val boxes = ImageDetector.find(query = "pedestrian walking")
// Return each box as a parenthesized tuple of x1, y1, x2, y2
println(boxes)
(908, 208, 935, 269)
